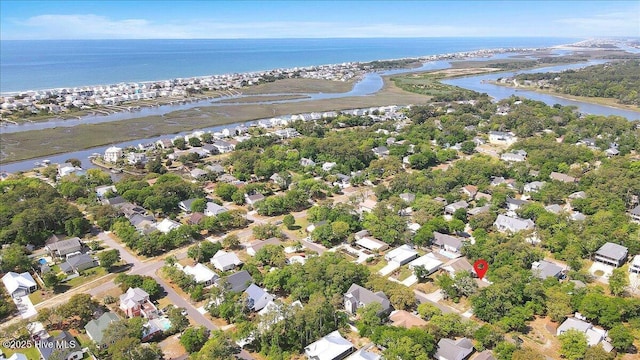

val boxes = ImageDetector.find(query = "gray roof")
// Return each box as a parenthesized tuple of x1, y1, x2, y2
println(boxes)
(344, 284, 392, 313)
(104, 196, 126, 206)
(46, 237, 81, 253)
(630, 205, 640, 216)
(217, 270, 253, 293)
(531, 260, 563, 279)
(38, 331, 79, 360)
(595, 242, 628, 261)
(205, 202, 228, 215)
(557, 317, 592, 334)
(433, 232, 464, 251)
(85, 312, 119, 344)
(468, 205, 490, 216)
(494, 214, 535, 232)
(434, 338, 474, 360)
(180, 198, 198, 210)
(66, 253, 95, 268)
(474, 350, 496, 360)
(506, 198, 529, 207)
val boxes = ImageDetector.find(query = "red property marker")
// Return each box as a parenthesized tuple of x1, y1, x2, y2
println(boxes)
(473, 259, 489, 280)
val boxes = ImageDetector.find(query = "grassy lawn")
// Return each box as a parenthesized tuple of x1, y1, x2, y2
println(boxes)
(0, 344, 41, 359)
(395, 267, 413, 281)
(29, 290, 46, 305)
(65, 267, 108, 288)
(367, 259, 388, 273)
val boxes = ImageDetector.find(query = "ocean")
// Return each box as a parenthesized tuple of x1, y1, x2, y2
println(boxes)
(0, 37, 580, 93)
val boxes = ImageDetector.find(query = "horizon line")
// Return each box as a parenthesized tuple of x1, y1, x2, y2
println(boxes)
(1, 35, 620, 41)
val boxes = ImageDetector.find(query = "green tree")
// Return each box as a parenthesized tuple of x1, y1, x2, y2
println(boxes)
(222, 234, 240, 250)
(167, 307, 189, 334)
(512, 347, 545, 360)
(215, 183, 238, 201)
(255, 244, 286, 268)
(192, 331, 239, 360)
(0, 244, 32, 273)
(417, 302, 442, 320)
(608, 267, 628, 296)
(558, 329, 588, 360)
(97, 249, 121, 270)
(283, 214, 295, 229)
(474, 324, 503, 351)
(180, 326, 209, 353)
(583, 345, 615, 360)
(356, 302, 386, 337)
(252, 223, 280, 240)
(173, 138, 187, 150)
(140, 278, 163, 300)
(190, 198, 207, 213)
(383, 336, 430, 360)
(43, 272, 60, 288)
(189, 137, 202, 147)
(608, 325, 633, 352)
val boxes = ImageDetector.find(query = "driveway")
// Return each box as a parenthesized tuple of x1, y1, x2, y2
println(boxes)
(379, 261, 400, 276)
(98, 231, 142, 267)
(14, 295, 37, 319)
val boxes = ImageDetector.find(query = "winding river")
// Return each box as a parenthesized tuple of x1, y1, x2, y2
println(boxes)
(2, 56, 639, 173)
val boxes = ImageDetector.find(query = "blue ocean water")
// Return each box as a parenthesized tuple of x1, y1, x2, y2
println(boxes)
(0, 37, 579, 93)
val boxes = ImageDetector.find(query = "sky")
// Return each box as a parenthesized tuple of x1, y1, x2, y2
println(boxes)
(1, 0, 639, 40)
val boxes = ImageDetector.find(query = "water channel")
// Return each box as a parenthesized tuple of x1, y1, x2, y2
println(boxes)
(2, 55, 638, 173)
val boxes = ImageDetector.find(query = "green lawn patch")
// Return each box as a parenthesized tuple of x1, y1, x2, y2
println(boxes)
(65, 267, 108, 288)
(0, 344, 42, 359)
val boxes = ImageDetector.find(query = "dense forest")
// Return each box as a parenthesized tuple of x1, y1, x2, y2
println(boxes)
(515, 60, 640, 106)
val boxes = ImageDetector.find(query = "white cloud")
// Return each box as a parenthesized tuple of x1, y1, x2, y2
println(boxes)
(6, 13, 496, 39)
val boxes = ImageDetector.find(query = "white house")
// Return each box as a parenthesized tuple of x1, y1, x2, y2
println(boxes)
(304, 330, 355, 360)
(2, 272, 37, 298)
(629, 255, 640, 274)
(104, 146, 123, 163)
(183, 263, 218, 286)
(210, 250, 243, 272)
(322, 162, 337, 172)
(488, 131, 518, 145)
(384, 245, 419, 265)
(557, 317, 611, 350)
(154, 218, 181, 234)
(408, 253, 443, 275)
(494, 214, 535, 233)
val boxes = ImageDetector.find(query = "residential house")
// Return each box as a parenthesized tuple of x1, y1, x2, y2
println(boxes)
(389, 310, 428, 329)
(545, 204, 564, 214)
(155, 139, 173, 149)
(494, 214, 535, 233)
(531, 260, 564, 280)
(322, 162, 337, 171)
(399, 192, 416, 203)
(354, 230, 370, 240)
(359, 198, 378, 213)
(204, 202, 228, 217)
(154, 218, 181, 234)
(215, 270, 253, 293)
(488, 131, 517, 145)
(334, 174, 351, 188)
(104, 146, 123, 163)
(433, 232, 465, 256)
(212, 140, 235, 153)
(441, 257, 474, 277)
(6, 354, 28, 360)
(211, 250, 243, 271)
(190, 168, 208, 179)
(245, 193, 265, 206)
(244, 284, 274, 312)
(490, 177, 516, 189)
(95, 185, 117, 199)
(605, 148, 620, 157)
(218, 173, 239, 184)
(500, 152, 526, 162)
(629, 255, 640, 274)
(187, 212, 205, 225)
(60, 253, 98, 275)
(127, 152, 146, 165)
(384, 244, 419, 265)
(179, 198, 198, 213)
(58, 163, 84, 178)
(444, 201, 469, 216)
(37, 331, 82, 360)
(372, 146, 389, 157)
(344, 284, 392, 315)
(461, 186, 478, 200)
(550, 172, 577, 183)
(306, 220, 328, 233)
(355, 236, 389, 252)
(246, 238, 282, 257)
(473, 351, 497, 360)
(594, 242, 628, 267)
(119, 287, 157, 318)
(2, 272, 37, 298)
(408, 253, 443, 275)
(557, 317, 612, 350)
(103, 195, 126, 207)
(300, 158, 316, 167)
(183, 263, 218, 286)
(523, 181, 546, 193)
(345, 349, 381, 360)
(475, 192, 492, 202)
(129, 214, 156, 233)
(506, 198, 529, 212)
(467, 205, 490, 216)
(85, 312, 120, 348)
(628, 205, 640, 222)
(205, 163, 225, 175)
(434, 338, 474, 360)
(45, 237, 82, 258)
(304, 330, 355, 360)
